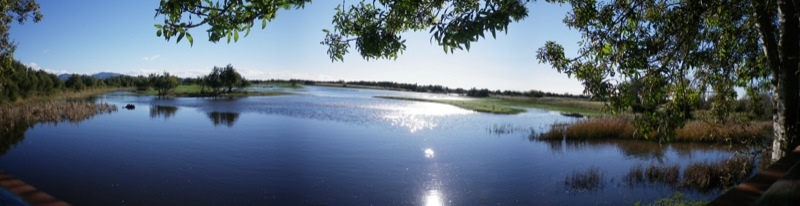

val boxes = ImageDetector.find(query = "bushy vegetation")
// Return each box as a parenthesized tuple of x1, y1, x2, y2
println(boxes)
(1, 60, 64, 103)
(149, 72, 180, 96)
(199, 64, 250, 95)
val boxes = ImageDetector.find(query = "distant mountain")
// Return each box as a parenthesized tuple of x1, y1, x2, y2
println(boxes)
(91, 72, 126, 79)
(57, 72, 128, 81)
(57, 74, 71, 81)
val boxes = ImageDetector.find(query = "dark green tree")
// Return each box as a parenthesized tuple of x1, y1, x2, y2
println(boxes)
(0, 0, 42, 97)
(64, 74, 85, 91)
(150, 72, 180, 96)
(202, 65, 248, 94)
(535, 0, 797, 161)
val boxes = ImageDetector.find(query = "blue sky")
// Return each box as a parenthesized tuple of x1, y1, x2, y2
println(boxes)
(10, 1, 584, 94)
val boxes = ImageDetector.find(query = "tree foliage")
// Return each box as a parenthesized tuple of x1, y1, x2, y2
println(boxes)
(150, 72, 180, 96)
(154, 0, 311, 46)
(0, 59, 62, 103)
(155, 0, 529, 61)
(536, 0, 767, 139)
(201, 64, 249, 94)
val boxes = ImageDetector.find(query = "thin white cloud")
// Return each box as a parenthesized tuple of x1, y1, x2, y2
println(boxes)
(42, 49, 49, 54)
(239, 69, 336, 81)
(25, 62, 69, 74)
(127, 69, 207, 78)
(125, 68, 335, 81)
(141, 55, 161, 61)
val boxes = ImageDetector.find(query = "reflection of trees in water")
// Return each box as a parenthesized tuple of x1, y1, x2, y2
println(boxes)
(534, 138, 735, 161)
(149, 105, 178, 119)
(0, 100, 116, 156)
(208, 112, 239, 127)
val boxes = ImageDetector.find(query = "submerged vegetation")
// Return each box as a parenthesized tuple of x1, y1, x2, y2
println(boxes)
(564, 167, 604, 192)
(634, 192, 706, 206)
(623, 155, 755, 191)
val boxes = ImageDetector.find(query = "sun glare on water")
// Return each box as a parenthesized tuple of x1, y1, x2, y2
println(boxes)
(372, 102, 474, 132)
(425, 190, 444, 206)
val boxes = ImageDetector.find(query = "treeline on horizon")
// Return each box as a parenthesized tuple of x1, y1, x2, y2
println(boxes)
(2, 58, 585, 103)
(253, 79, 590, 99)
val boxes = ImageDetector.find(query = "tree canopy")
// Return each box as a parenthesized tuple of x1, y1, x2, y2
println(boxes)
(200, 64, 249, 94)
(155, 0, 529, 61)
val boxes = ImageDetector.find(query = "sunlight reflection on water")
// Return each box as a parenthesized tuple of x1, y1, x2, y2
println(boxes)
(368, 102, 474, 132)
(425, 190, 444, 206)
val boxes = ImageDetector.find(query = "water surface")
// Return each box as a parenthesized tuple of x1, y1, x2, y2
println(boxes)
(0, 86, 745, 205)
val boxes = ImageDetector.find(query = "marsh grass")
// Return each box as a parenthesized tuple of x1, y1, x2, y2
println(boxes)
(0, 94, 117, 155)
(634, 192, 706, 206)
(492, 95, 606, 116)
(682, 155, 755, 191)
(674, 121, 771, 144)
(537, 117, 635, 140)
(564, 167, 604, 192)
(624, 155, 756, 191)
(375, 96, 526, 114)
(536, 117, 771, 144)
(625, 163, 680, 186)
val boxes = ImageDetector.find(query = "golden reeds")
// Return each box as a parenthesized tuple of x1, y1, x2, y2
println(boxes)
(536, 117, 771, 144)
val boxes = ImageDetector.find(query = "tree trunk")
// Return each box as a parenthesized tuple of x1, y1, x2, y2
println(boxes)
(772, 0, 800, 161)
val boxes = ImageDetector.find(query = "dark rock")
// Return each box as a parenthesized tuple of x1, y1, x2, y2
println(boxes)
(124, 104, 135, 110)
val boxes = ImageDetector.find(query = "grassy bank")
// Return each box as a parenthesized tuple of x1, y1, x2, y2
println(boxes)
(537, 117, 771, 144)
(491, 95, 605, 116)
(375, 96, 526, 114)
(134, 84, 293, 97)
(374, 95, 606, 115)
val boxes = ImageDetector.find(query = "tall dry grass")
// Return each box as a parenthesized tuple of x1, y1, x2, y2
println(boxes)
(536, 117, 771, 144)
(674, 121, 771, 144)
(538, 117, 636, 140)
(682, 155, 755, 190)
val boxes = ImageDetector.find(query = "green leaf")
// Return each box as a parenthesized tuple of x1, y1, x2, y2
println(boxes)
(186, 33, 194, 46)
(157, 29, 162, 37)
(262, 18, 267, 29)
(154, 24, 162, 29)
(234, 30, 239, 42)
(177, 32, 185, 43)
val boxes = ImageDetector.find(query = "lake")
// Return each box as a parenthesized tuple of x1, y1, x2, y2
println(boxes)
(0, 86, 748, 205)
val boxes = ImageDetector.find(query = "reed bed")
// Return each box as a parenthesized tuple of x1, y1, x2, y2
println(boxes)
(538, 117, 636, 140)
(536, 117, 771, 144)
(625, 163, 680, 185)
(0, 100, 116, 126)
(624, 155, 755, 191)
(0, 99, 116, 155)
(564, 167, 604, 192)
(682, 155, 755, 190)
(674, 121, 771, 144)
